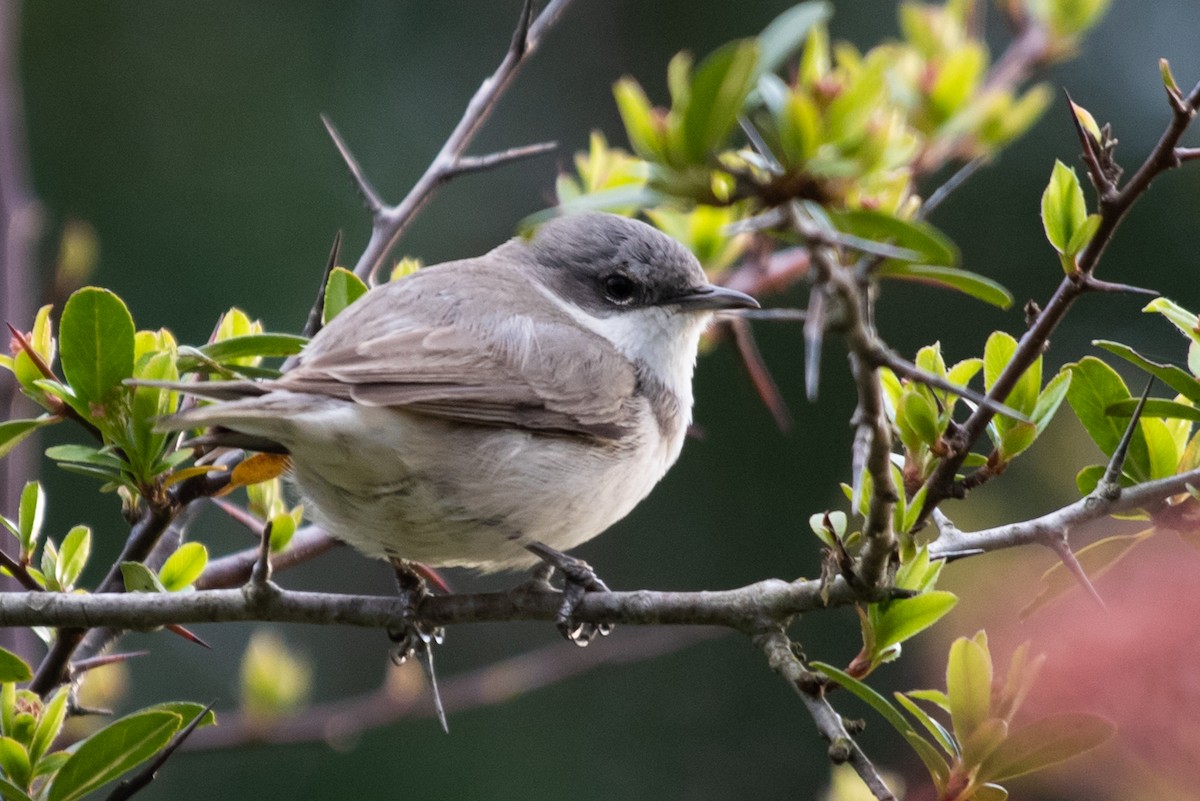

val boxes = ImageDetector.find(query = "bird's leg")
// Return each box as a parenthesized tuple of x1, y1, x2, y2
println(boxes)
(524, 542, 614, 646)
(387, 559, 448, 732)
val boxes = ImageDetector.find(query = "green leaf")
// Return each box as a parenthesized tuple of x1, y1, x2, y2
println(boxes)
(828, 209, 958, 267)
(894, 692, 957, 756)
(0, 418, 57, 461)
(56, 526, 90, 592)
(0, 774, 32, 801)
(1040, 160, 1087, 257)
(1106, 397, 1200, 422)
(0, 649, 31, 684)
(44, 445, 126, 471)
(322, 267, 369, 326)
(195, 334, 308, 364)
(119, 562, 166, 593)
(158, 542, 208, 592)
(139, 702, 216, 731)
(0, 737, 30, 790)
(48, 710, 181, 801)
(813, 662, 950, 787)
(681, 40, 759, 163)
(1094, 340, 1200, 403)
(1065, 212, 1101, 255)
(29, 688, 68, 766)
(613, 78, 667, 162)
(17, 483, 43, 556)
(1065, 356, 1148, 474)
(979, 713, 1115, 783)
(947, 635, 993, 743)
(961, 717, 1009, 770)
(755, 2, 832, 77)
(984, 331, 1040, 417)
(1143, 297, 1200, 346)
(58, 287, 136, 408)
(1032, 370, 1072, 434)
(973, 783, 1010, 801)
(873, 592, 959, 654)
(876, 263, 1012, 309)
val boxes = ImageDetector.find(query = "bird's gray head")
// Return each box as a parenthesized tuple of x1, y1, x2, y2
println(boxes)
(524, 213, 757, 317)
(512, 213, 758, 414)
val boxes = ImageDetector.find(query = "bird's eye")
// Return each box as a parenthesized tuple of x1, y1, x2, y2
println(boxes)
(603, 274, 637, 304)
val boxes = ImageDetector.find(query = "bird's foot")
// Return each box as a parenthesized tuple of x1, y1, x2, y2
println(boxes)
(524, 542, 614, 646)
(388, 560, 448, 732)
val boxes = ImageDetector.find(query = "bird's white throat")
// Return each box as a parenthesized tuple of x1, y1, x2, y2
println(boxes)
(535, 281, 708, 415)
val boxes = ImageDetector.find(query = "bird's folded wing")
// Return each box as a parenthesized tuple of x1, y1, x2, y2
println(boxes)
(281, 297, 637, 441)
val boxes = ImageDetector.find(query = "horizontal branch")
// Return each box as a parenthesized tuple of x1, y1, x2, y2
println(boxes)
(0, 576, 860, 633)
(930, 466, 1200, 557)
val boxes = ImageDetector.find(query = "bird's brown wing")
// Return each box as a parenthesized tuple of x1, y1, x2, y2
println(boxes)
(279, 260, 636, 440)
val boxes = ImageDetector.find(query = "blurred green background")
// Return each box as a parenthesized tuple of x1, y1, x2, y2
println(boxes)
(10, 1, 1200, 799)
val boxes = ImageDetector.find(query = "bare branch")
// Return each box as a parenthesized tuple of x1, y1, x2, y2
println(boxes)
(930, 466, 1200, 558)
(756, 629, 897, 801)
(348, 0, 576, 283)
(439, 141, 558, 181)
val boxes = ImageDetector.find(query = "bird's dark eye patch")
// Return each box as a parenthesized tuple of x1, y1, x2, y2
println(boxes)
(603, 273, 637, 305)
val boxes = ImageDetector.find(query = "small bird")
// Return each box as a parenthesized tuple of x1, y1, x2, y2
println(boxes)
(161, 212, 757, 633)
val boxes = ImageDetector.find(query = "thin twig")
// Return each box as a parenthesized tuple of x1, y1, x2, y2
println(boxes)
(1096, 378, 1153, 500)
(756, 629, 897, 801)
(439, 141, 557, 181)
(729, 316, 792, 431)
(342, 0, 576, 283)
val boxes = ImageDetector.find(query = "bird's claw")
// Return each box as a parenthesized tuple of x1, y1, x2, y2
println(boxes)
(525, 543, 614, 646)
(389, 560, 449, 731)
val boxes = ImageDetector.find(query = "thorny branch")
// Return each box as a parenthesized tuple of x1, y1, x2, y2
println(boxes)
(341, 0, 574, 284)
(916, 76, 1200, 526)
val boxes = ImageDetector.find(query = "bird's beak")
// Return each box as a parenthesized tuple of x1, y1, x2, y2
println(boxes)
(668, 284, 760, 312)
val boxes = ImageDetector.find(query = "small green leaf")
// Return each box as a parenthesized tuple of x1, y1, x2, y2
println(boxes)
(1069, 99, 1102, 142)
(322, 267, 369, 325)
(979, 713, 1116, 783)
(0, 737, 30, 790)
(877, 264, 1012, 309)
(973, 783, 1010, 801)
(17, 483, 43, 557)
(873, 592, 959, 654)
(1065, 213, 1101, 256)
(56, 526, 90, 592)
(947, 635, 993, 743)
(0, 649, 31, 684)
(139, 702, 216, 731)
(0, 418, 58, 461)
(48, 710, 181, 801)
(1040, 160, 1087, 257)
(58, 287, 136, 409)
(196, 334, 308, 364)
(119, 562, 166, 593)
(0, 774, 32, 801)
(894, 692, 957, 756)
(1106, 397, 1200, 422)
(828, 209, 958, 267)
(961, 717, 1009, 770)
(681, 40, 759, 163)
(1143, 297, 1200, 345)
(1032, 370, 1072, 434)
(29, 688, 68, 766)
(1094, 340, 1200, 403)
(158, 543, 208, 592)
(613, 78, 667, 162)
(1066, 356, 1146, 465)
(755, 1, 832, 77)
